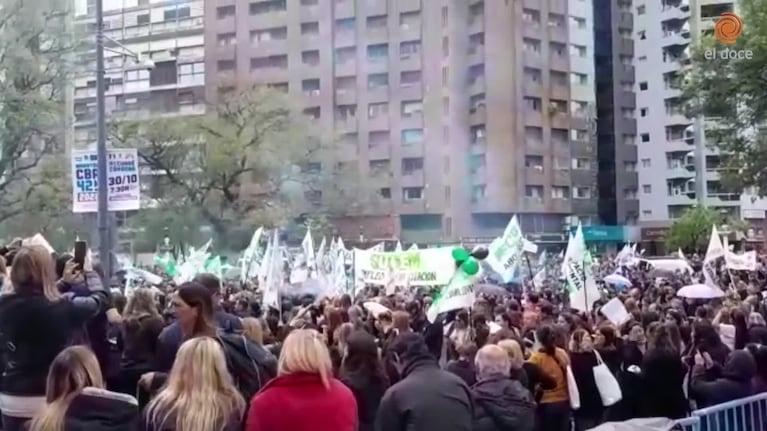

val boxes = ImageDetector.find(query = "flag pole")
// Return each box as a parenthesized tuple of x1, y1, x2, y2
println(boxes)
(525, 254, 537, 291)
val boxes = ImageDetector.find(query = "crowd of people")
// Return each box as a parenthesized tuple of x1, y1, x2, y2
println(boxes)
(0, 243, 766, 430)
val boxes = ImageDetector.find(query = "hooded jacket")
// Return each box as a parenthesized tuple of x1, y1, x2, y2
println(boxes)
(471, 375, 535, 431)
(60, 387, 139, 431)
(691, 350, 756, 408)
(375, 333, 474, 431)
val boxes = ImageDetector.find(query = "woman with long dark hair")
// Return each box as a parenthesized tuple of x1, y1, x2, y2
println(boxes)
(639, 322, 688, 419)
(527, 324, 570, 431)
(690, 320, 730, 368)
(568, 329, 605, 431)
(339, 330, 389, 431)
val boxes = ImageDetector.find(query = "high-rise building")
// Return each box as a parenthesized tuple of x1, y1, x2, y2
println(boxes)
(204, 0, 599, 243)
(635, 0, 767, 240)
(594, 0, 639, 226)
(71, 0, 206, 152)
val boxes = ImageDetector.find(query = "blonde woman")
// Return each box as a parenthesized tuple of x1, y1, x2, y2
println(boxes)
(242, 317, 265, 345)
(498, 339, 556, 401)
(114, 288, 165, 396)
(29, 346, 138, 431)
(142, 337, 246, 431)
(0, 246, 108, 431)
(247, 329, 357, 431)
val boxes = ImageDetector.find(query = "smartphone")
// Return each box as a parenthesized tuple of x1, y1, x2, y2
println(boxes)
(73, 240, 87, 271)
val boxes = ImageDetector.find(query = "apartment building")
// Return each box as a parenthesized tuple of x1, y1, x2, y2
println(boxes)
(71, 0, 206, 153)
(594, 0, 640, 226)
(203, 0, 598, 243)
(636, 0, 767, 239)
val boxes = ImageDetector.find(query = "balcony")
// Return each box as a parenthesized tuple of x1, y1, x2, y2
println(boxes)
(398, 0, 422, 13)
(367, 113, 390, 131)
(619, 38, 634, 56)
(469, 104, 486, 125)
(399, 52, 422, 71)
(335, 87, 357, 105)
(365, 0, 388, 15)
(524, 167, 545, 184)
(553, 169, 570, 185)
(468, 76, 485, 95)
(661, 3, 688, 20)
(334, 30, 356, 49)
(334, 59, 357, 76)
(300, 4, 320, 22)
(106, 17, 204, 43)
(400, 112, 424, 129)
(618, 12, 633, 30)
(399, 82, 423, 100)
(334, 0, 356, 19)
(400, 170, 425, 188)
(335, 116, 358, 133)
(523, 197, 545, 212)
(550, 199, 571, 214)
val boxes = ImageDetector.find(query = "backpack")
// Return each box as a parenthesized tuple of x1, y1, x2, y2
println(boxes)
(217, 333, 278, 401)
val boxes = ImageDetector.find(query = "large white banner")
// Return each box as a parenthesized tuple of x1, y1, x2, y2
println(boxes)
(353, 247, 454, 287)
(71, 148, 141, 213)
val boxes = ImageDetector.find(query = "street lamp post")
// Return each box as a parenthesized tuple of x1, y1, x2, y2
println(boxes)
(95, 0, 110, 279)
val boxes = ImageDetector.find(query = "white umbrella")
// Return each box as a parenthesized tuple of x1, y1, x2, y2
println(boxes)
(363, 301, 391, 318)
(676, 283, 725, 299)
(604, 273, 631, 287)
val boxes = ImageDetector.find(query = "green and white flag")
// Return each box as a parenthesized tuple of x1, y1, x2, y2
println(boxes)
(427, 270, 477, 323)
(564, 223, 600, 312)
(487, 215, 525, 283)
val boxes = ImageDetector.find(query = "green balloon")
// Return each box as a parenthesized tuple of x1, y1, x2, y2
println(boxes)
(452, 247, 470, 263)
(461, 258, 479, 275)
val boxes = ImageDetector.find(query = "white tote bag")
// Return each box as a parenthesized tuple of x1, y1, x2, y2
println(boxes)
(566, 365, 581, 410)
(593, 350, 623, 407)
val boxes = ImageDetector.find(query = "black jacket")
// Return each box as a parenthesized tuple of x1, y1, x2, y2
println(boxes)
(0, 272, 108, 396)
(472, 375, 535, 431)
(569, 351, 605, 417)
(638, 348, 688, 420)
(60, 387, 139, 431)
(340, 371, 388, 431)
(120, 315, 165, 371)
(375, 358, 474, 431)
(156, 309, 242, 371)
(690, 350, 756, 408)
(446, 358, 477, 387)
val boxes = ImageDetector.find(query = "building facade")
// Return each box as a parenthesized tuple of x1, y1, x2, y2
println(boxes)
(594, 0, 639, 226)
(203, 0, 599, 243)
(635, 0, 767, 234)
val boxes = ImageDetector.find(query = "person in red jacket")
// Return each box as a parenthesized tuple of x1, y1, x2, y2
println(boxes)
(246, 329, 357, 431)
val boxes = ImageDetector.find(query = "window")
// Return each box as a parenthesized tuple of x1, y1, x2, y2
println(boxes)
(336, 104, 357, 120)
(471, 185, 486, 203)
(137, 13, 150, 24)
(637, 5, 645, 15)
(641, 158, 651, 168)
(621, 108, 635, 118)
(469, 154, 486, 174)
(624, 134, 636, 145)
(525, 127, 543, 146)
(301, 22, 319, 35)
(642, 210, 652, 217)
(571, 129, 588, 141)
(250, 0, 286, 15)
(641, 133, 650, 142)
(548, 13, 565, 27)
(469, 93, 485, 113)
(217, 33, 236, 46)
(554, 157, 569, 170)
(368, 73, 388, 89)
(524, 97, 541, 111)
(402, 157, 424, 175)
(335, 18, 356, 32)
(442, 66, 449, 85)
(367, 44, 389, 61)
(441, 6, 448, 27)
(334, 47, 356, 64)
(624, 161, 637, 171)
(250, 55, 288, 70)
(402, 129, 424, 145)
(640, 108, 648, 117)
(523, 38, 541, 53)
(639, 81, 648, 91)
(250, 27, 287, 44)
(524, 67, 542, 84)
(401, 71, 421, 87)
(380, 188, 391, 199)
(369, 159, 390, 173)
(369, 131, 390, 147)
(401, 100, 423, 117)
(217, 6, 235, 19)
(400, 41, 421, 58)
(164, 7, 190, 21)
(368, 102, 388, 119)
(572, 158, 591, 169)
(443, 97, 449, 115)
(442, 37, 449, 57)
(525, 155, 544, 170)
(217, 60, 235, 71)
(522, 9, 540, 25)
(470, 125, 486, 144)
(525, 186, 544, 199)
(468, 33, 484, 54)
(403, 187, 424, 201)
(336, 76, 355, 93)
(302, 50, 320, 66)
(552, 129, 568, 145)
(302, 79, 320, 95)
(400, 11, 420, 29)
(301, 0, 318, 4)
(303, 107, 320, 119)
(573, 187, 593, 199)
(643, 185, 652, 193)
(569, 16, 586, 29)
(178, 62, 204, 84)
(570, 44, 587, 57)
(570, 72, 587, 85)
(550, 42, 566, 57)
(551, 71, 567, 86)
(367, 15, 387, 29)
(552, 186, 570, 199)
(268, 82, 288, 93)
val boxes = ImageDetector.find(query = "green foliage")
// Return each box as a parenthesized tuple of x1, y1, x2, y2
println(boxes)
(111, 85, 348, 243)
(681, 0, 767, 194)
(666, 206, 723, 252)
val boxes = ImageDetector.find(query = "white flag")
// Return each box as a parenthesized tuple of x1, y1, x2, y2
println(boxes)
(240, 226, 263, 282)
(487, 215, 525, 283)
(565, 223, 601, 313)
(703, 225, 724, 288)
(395, 241, 403, 252)
(263, 230, 281, 311)
(427, 271, 476, 323)
(302, 228, 316, 272)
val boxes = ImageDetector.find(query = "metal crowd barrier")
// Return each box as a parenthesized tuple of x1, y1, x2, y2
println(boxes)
(675, 393, 767, 431)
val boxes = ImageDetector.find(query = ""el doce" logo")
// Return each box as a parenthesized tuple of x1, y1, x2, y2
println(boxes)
(705, 12, 752, 60)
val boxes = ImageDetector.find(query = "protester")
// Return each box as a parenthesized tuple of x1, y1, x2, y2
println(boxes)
(142, 337, 246, 431)
(568, 329, 605, 431)
(375, 333, 473, 431)
(247, 329, 357, 431)
(527, 325, 571, 431)
(471, 344, 535, 431)
(0, 246, 109, 431)
(338, 330, 389, 431)
(113, 288, 165, 396)
(29, 346, 138, 431)
(446, 342, 478, 386)
(639, 323, 688, 419)
(241, 317, 265, 345)
(690, 349, 757, 408)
